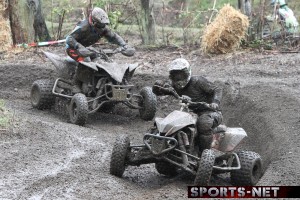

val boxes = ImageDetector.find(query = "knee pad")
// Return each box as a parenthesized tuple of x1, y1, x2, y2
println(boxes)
(197, 114, 214, 133)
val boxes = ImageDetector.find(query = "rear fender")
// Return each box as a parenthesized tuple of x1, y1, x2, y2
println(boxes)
(43, 51, 76, 80)
(213, 128, 247, 152)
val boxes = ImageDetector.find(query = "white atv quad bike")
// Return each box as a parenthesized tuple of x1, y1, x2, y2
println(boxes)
(30, 47, 157, 125)
(110, 86, 263, 186)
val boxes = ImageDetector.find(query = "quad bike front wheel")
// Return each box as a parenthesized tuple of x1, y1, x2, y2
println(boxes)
(231, 151, 262, 186)
(155, 161, 178, 177)
(110, 134, 130, 177)
(138, 87, 157, 121)
(194, 149, 215, 186)
(69, 93, 88, 126)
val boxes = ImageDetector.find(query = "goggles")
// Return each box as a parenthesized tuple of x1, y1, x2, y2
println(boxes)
(92, 20, 107, 29)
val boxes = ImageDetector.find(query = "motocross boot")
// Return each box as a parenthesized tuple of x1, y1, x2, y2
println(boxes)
(198, 134, 213, 157)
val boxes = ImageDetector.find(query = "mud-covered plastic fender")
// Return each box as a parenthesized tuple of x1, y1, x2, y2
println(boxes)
(138, 86, 157, 121)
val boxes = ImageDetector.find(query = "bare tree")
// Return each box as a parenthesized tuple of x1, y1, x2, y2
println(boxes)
(238, 0, 252, 18)
(238, 0, 246, 14)
(8, 0, 50, 44)
(138, 0, 156, 45)
(28, 0, 50, 41)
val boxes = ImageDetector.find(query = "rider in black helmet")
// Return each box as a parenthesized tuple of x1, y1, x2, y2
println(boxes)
(153, 58, 223, 155)
(66, 7, 134, 93)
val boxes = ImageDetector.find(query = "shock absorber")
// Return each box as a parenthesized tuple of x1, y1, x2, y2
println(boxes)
(177, 131, 189, 166)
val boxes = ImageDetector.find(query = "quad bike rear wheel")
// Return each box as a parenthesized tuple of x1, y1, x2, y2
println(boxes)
(110, 134, 130, 177)
(138, 87, 157, 121)
(31, 79, 55, 109)
(69, 93, 88, 126)
(155, 161, 178, 177)
(194, 149, 215, 186)
(231, 151, 262, 186)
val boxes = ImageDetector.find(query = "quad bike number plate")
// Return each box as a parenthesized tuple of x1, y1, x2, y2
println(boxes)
(112, 88, 127, 101)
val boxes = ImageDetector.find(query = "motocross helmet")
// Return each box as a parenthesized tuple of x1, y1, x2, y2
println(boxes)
(168, 58, 191, 89)
(271, 0, 286, 6)
(90, 7, 110, 29)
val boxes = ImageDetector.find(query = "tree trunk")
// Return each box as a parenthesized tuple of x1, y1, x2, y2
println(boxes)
(182, 0, 189, 12)
(0, 0, 13, 51)
(139, 0, 156, 45)
(8, 0, 26, 44)
(258, 0, 267, 39)
(238, 0, 246, 14)
(29, 0, 51, 41)
(8, 0, 50, 44)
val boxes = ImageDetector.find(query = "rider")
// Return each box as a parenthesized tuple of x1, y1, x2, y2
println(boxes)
(271, 0, 299, 33)
(152, 58, 223, 155)
(65, 7, 132, 93)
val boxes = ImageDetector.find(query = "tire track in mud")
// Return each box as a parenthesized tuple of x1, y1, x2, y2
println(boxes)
(0, 104, 115, 199)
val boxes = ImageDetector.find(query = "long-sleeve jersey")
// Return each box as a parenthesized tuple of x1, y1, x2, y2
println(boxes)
(153, 76, 222, 112)
(66, 19, 126, 49)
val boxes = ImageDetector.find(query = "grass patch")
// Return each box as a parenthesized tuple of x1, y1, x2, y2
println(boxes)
(0, 99, 10, 130)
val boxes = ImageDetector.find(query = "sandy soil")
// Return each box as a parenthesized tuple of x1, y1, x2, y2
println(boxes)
(0, 46, 300, 199)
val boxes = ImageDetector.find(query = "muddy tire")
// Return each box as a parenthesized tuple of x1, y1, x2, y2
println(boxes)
(231, 151, 262, 186)
(194, 149, 215, 186)
(155, 161, 178, 177)
(110, 134, 130, 177)
(138, 87, 157, 121)
(69, 93, 88, 126)
(31, 79, 55, 109)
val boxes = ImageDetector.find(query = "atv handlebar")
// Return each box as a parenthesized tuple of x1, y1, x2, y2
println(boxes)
(102, 46, 135, 57)
(86, 46, 135, 62)
(153, 85, 216, 111)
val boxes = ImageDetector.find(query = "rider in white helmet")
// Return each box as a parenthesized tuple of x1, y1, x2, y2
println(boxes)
(271, 0, 287, 7)
(66, 7, 134, 93)
(271, 0, 299, 33)
(153, 58, 223, 155)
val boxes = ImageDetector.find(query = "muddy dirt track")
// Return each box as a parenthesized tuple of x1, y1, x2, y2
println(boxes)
(0, 47, 300, 199)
